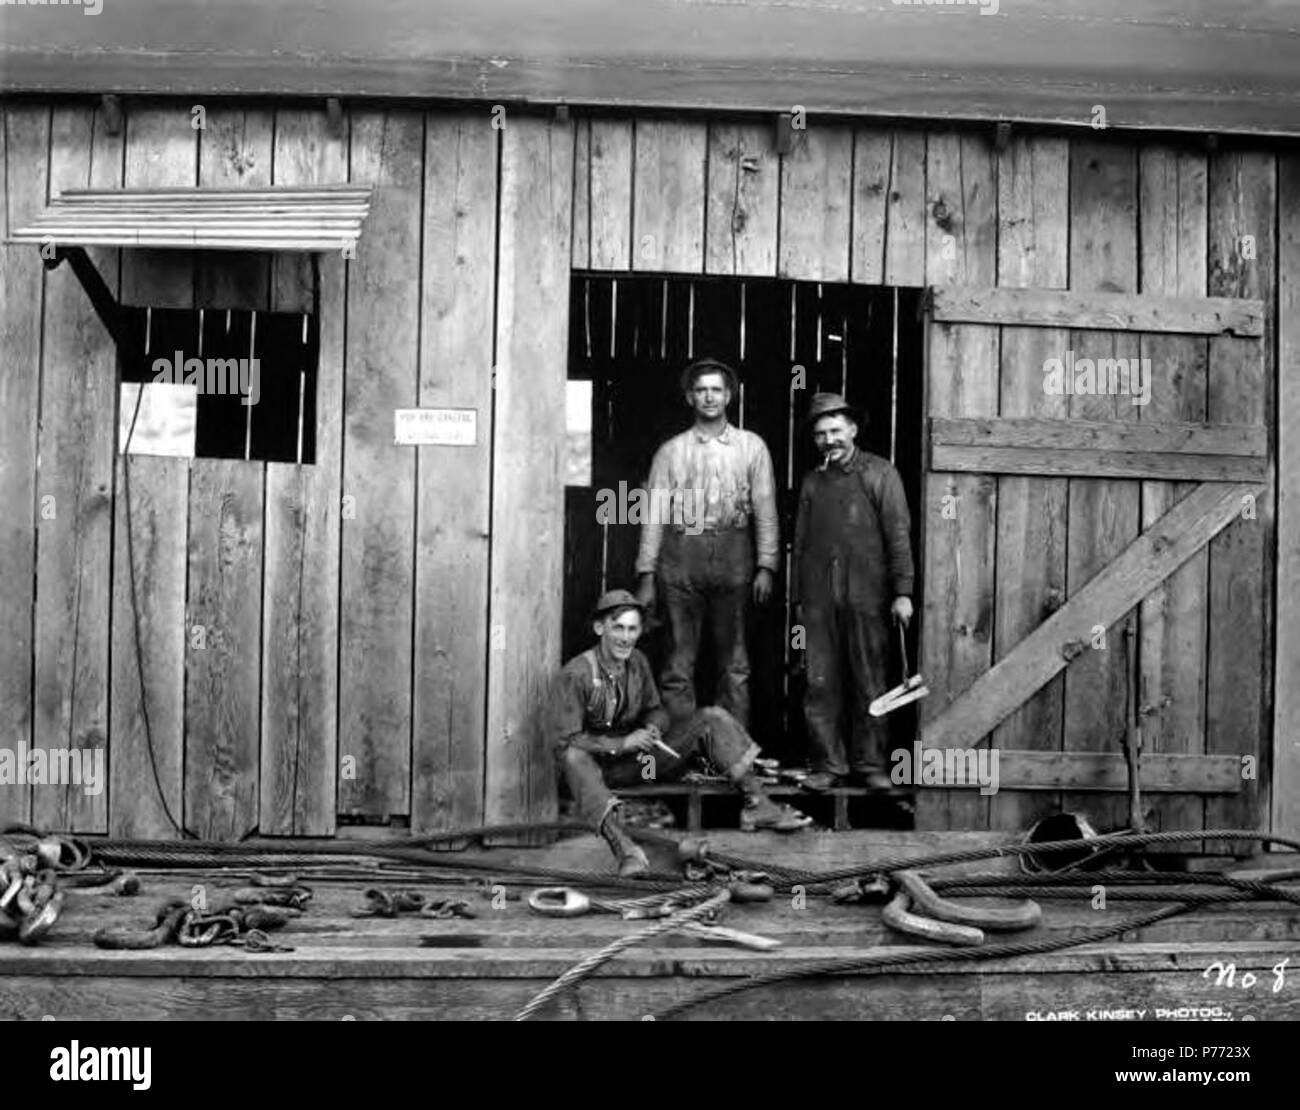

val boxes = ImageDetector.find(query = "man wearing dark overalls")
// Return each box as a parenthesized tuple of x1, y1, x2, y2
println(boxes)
(793, 393, 915, 792)
(634, 358, 779, 729)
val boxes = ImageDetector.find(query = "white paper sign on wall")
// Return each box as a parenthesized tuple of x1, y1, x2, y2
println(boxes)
(394, 408, 478, 446)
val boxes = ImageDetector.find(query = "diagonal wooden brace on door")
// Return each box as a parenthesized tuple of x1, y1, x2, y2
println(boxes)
(920, 481, 1262, 752)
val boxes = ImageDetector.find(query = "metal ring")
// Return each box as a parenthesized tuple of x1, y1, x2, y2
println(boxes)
(526, 887, 591, 918)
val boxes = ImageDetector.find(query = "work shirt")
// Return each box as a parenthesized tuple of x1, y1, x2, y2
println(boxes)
(635, 422, 780, 575)
(792, 447, 914, 608)
(548, 647, 671, 756)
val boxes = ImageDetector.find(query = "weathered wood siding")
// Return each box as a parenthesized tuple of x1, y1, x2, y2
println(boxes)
(0, 99, 570, 838)
(1275, 154, 1300, 844)
(573, 121, 1281, 841)
(0, 99, 1289, 839)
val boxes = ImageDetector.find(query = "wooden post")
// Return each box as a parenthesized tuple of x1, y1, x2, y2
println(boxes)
(486, 114, 574, 829)
(0, 106, 49, 829)
(261, 109, 347, 837)
(1205, 152, 1275, 851)
(337, 109, 423, 819)
(1274, 155, 1300, 844)
(412, 113, 497, 833)
(989, 134, 1069, 834)
(185, 109, 271, 840)
(1137, 144, 1210, 850)
(1061, 139, 1140, 832)
(32, 105, 120, 835)
(110, 106, 195, 839)
(916, 131, 998, 832)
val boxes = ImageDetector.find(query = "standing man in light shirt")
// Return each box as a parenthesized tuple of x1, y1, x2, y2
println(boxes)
(635, 358, 780, 728)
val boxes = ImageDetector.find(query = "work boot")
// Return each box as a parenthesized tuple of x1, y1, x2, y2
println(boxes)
(802, 770, 841, 792)
(599, 809, 650, 878)
(740, 794, 813, 832)
(849, 769, 897, 792)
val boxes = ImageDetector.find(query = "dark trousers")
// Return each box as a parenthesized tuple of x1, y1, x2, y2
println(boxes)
(558, 707, 760, 827)
(803, 602, 892, 775)
(659, 528, 753, 727)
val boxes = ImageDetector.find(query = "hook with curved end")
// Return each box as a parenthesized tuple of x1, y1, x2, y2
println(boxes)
(18, 891, 64, 945)
(882, 891, 985, 947)
(895, 870, 1041, 932)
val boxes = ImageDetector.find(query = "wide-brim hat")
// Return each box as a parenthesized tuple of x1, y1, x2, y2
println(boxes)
(590, 588, 646, 623)
(680, 357, 739, 396)
(805, 391, 863, 428)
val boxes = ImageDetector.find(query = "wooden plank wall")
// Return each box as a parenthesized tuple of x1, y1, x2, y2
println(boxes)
(1059, 140, 1141, 833)
(577, 120, 1278, 840)
(110, 106, 194, 838)
(486, 116, 573, 828)
(32, 105, 119, 834)
(915, 134, 998, 832)
(0, 106, 49, 829)
(413, 113, 496, 832)
(1204, 152, 1275, 849)
(1137, 146, 1209, 849)
(186, 109, 270, 840)
(989, 136, 1069, 833)
(0, 97, 574, 839)
(1276, 155, 1300, 843)
(261, 111, 346, 836)
(0, 98, 1284, 841)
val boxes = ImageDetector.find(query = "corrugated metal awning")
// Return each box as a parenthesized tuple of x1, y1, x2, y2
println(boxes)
(10, 185, 372, 252)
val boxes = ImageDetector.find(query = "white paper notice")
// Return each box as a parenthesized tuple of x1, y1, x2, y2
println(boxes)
(394, 408, 478, 446)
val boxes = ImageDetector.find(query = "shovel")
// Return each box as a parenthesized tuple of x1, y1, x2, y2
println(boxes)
(868, 618, 929, 717)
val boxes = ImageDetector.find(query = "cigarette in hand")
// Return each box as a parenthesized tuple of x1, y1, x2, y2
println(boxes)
(651, 737, 678, 759)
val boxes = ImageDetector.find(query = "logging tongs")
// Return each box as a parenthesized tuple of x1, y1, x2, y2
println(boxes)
(869, 618, 930, 717)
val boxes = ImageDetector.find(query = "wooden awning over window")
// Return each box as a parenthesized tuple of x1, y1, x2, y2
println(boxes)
(10, 185, 372, 252)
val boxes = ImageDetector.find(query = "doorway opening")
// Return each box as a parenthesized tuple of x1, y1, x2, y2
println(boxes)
(564, 272, 925, 775)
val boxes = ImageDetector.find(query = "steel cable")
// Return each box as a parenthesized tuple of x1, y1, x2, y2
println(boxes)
(652, 884, 1297, 1021)
(631, 827, 1300, 887)
(513, 887, 731, 1021)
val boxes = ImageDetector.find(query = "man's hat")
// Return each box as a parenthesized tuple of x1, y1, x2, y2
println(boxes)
(806, 391, 863, 427)
(680, 357, 739, 396)
(590, 588, 646, 623)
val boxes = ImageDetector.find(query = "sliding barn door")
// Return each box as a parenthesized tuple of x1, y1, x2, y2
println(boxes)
(916, 285, 1269, 843)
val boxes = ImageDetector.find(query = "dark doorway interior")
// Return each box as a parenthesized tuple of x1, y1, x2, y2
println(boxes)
(564, 273, 925, 770)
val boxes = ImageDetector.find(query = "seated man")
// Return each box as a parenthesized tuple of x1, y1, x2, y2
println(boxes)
(550, 589, 810, 876)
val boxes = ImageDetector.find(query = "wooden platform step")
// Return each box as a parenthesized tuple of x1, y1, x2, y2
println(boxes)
(616, 781, 913, 831)
(3, 939, 1294, 1021)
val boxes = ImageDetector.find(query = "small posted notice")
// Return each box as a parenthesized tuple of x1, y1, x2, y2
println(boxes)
(394, 407, 478, 446)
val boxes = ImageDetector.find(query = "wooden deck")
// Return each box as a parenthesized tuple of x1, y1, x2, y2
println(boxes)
(1, 831, 1296, 1021)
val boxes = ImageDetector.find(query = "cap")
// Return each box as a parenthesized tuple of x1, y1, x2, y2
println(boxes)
(680, 357, 739, 396)
(590, 588, 646, 623)
(806, 391, 863, 427)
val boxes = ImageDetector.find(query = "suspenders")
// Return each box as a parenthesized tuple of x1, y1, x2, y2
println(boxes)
(582, 648, 624, 730)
